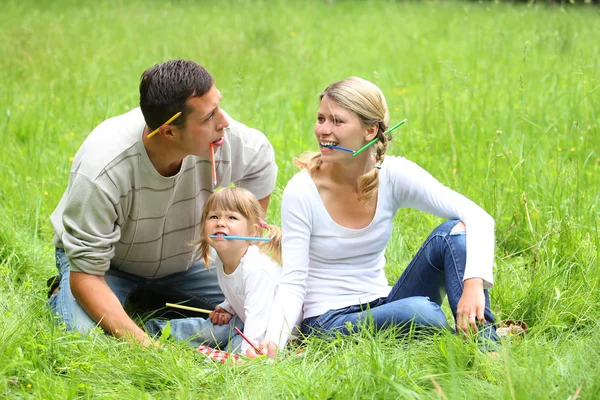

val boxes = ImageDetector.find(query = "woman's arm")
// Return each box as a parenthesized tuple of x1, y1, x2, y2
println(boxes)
(389, 157, 495, 288)
(263, 179, 313, 350)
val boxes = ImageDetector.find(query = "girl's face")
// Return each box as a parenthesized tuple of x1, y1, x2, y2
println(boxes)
(314, 96, 376, 163)
(204, 208, 257, 251)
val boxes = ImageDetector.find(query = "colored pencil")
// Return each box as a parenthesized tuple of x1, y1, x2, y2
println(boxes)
(384, 119, 407, 135)
(165, 302, 212, 314)
(322, 144, 355, 153)
(211, 235, 271, 242)
(234, 327, 261, 354)
(210, 143, 217, 186)
(352, 138, 379, 157)
(353, 119, 407, 156)
(147, 112, 182, 139)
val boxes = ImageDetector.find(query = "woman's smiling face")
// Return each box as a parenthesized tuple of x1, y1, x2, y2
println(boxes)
(314, 95, 371, 163)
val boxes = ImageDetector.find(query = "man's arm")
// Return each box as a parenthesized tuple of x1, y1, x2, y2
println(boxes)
(225, 116, 277, 210)
(258, 195, 271, 215)
(61, 179, 152, 345)
(70, 272, 153, 346)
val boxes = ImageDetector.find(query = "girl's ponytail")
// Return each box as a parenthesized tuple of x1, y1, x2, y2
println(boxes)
(258, 220, 282, 265)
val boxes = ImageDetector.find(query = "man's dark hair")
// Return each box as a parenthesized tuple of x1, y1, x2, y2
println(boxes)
(139, 60, 214, 131)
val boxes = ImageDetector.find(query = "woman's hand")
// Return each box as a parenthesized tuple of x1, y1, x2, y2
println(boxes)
(456, 278, 486, 335)
(209, 307, 233, 325)
(245, 339, 278, 359)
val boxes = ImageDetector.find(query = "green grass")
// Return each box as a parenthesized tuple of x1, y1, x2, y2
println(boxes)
(1, 0, 599, 398)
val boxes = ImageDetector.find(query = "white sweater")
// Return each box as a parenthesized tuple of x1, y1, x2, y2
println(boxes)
(266, 156, 495, 348)
(216, 245, 280, 353)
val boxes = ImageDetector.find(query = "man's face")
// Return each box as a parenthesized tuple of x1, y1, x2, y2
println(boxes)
(176, 85, 229, 158)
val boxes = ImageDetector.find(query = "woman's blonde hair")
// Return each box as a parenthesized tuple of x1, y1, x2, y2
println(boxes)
(295, 77, 391, 202)
(193, 187, 282, 266)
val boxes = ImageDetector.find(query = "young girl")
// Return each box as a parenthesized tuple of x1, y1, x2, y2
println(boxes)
(193, 186, 282, 356)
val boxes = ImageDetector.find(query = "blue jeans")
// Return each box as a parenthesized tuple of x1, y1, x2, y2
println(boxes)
(302, 220, 498, 343)
(48, 248, 239, 348)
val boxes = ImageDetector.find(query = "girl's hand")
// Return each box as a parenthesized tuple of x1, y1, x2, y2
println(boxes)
(244, 347, 261, 358)
(209, 307, 233, 325)
(456, 278, 486, 335)
(245, 339, 278, 359)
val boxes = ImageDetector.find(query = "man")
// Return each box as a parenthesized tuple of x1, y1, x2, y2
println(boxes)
(48, 60, 277, 346)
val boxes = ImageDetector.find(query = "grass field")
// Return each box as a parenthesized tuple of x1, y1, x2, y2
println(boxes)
(1, 0, 599, 398)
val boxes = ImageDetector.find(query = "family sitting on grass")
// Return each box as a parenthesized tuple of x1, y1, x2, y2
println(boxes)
(48, 59, 504, 358)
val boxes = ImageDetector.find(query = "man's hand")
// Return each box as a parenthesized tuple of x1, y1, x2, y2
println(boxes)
(209, 307, 233, 325)
(125, 332, 160, 348)
(456, 278, 486, 335)
(70, 271, 151, 345)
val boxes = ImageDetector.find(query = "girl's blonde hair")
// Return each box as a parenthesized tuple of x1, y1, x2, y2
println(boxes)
(193, 187, 282, 266)
(295, 77, 391, 202)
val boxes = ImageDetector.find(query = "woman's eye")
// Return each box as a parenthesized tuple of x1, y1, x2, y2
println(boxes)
(334, 119, 343, 126)
(317, 116, 325, 123)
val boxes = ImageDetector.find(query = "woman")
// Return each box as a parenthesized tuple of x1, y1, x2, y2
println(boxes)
(255, 77, 498, 356)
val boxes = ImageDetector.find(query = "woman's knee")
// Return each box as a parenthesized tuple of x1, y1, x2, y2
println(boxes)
(409, 296, 449, 329)
(450, 221, 466, 233)
(435, 220, 464, 235)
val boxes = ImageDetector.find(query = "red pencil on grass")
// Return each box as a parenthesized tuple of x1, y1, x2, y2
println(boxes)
(234, 327, 261, 354)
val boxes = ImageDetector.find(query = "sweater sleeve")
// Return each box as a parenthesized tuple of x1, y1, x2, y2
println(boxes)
(265, 176, 312, 348)
(240, 262, 279, 353)
(388, 157, 495, 288)
(60, 174, 120, 275)
(227, 120, 278, 201)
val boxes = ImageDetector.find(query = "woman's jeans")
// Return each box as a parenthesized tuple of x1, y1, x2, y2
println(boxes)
(48, 248, 242, 350)
(302, 220, 498, 343)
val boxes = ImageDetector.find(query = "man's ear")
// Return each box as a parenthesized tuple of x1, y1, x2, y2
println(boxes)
(159, 124, 178, 139)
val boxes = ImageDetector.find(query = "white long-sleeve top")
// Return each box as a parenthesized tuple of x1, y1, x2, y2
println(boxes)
(216, 245, 280, 353)
(266, 156, 495, 348)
